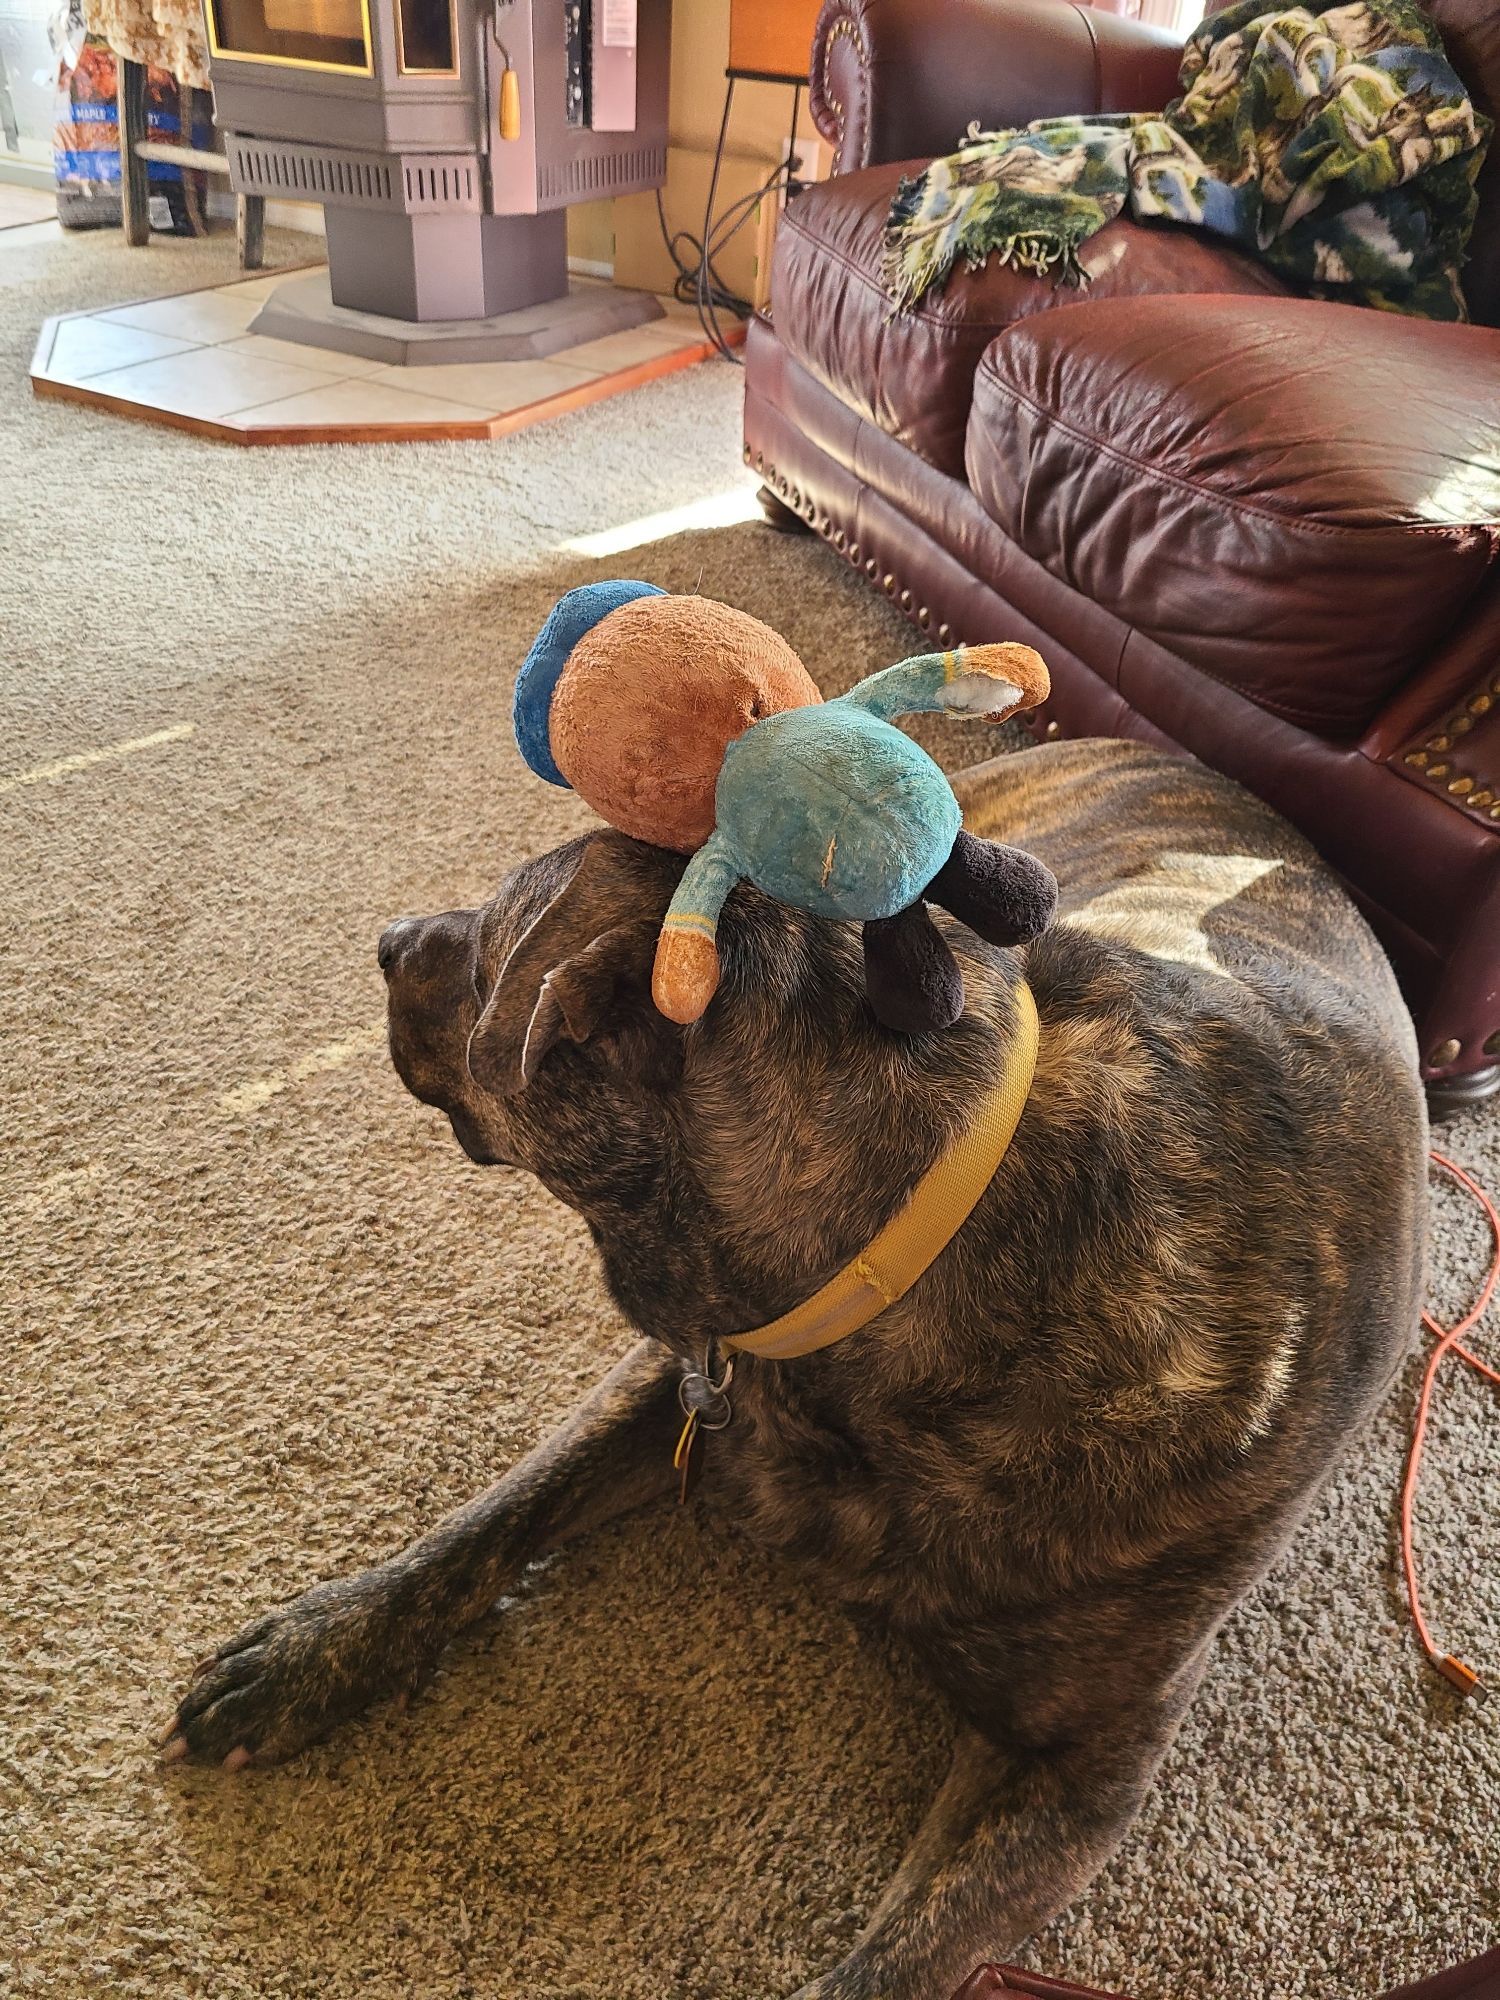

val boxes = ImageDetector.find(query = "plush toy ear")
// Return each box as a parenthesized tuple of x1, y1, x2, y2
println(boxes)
(467, 835, 682, 1096)
(513, 579, 665, 787)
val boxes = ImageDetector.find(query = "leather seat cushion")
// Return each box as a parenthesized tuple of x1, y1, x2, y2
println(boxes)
(770, 162, 1291, 481)
(967, 294, 1500, 736)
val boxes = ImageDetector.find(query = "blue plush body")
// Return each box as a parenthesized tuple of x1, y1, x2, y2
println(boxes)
(715, 705, 961, 921)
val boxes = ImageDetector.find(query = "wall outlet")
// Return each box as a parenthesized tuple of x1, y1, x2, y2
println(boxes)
(783, 129, 834, 189)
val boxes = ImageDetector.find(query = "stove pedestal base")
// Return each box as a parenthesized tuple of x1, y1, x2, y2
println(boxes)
(250, 267, 666, 367)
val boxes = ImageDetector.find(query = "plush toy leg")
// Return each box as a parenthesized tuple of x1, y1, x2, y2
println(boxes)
(926, 830, 1058, 948)
(862, 904, 965, 1036)
(653, 833, 744, 1024)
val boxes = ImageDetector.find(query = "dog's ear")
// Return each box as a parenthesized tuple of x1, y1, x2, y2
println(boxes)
(468, 835, 682, 1097)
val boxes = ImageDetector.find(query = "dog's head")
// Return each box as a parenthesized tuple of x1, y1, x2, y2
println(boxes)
(380, 832, 692, 1203)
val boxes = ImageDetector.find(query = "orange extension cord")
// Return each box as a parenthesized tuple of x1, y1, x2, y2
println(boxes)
(1400, 1149, 1500, 1700)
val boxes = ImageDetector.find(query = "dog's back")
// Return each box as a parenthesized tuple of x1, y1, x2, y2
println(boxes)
(962, 737, 1417, 1080)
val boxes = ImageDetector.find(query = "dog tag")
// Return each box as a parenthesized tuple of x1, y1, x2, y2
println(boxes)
(673, 1350, 734, 1502)
(673, 1408, 702, 1504)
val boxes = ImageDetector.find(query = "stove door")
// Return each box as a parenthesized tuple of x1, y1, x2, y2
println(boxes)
(207, 0, 374, 73)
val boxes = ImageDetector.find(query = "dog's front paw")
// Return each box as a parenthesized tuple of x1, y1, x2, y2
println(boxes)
(158, 1565, 442, 1770)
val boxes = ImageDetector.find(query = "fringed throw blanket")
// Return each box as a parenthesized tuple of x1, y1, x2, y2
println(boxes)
(884, 0, 1491, 322)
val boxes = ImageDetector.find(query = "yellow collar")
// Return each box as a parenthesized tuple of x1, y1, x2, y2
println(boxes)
(723, 981, 1039, 1363)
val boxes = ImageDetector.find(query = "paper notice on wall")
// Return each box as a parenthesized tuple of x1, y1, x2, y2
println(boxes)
(601, 0, 637, 48)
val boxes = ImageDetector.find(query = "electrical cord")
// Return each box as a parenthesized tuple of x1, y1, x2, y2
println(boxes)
(655, 76, 806, 362)
(1402, 1147, 1499, 1700)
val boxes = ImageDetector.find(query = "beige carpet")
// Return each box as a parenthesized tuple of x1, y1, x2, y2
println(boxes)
(3, 219, 1497, 2000)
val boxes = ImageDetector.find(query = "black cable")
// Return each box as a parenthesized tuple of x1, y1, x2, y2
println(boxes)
(654, 74, 808, 363)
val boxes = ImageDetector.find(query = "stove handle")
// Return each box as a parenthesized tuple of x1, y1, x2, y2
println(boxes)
(487, 0, 521, 142)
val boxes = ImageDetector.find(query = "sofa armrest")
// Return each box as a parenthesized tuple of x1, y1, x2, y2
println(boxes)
(809, 0, 1185, 175)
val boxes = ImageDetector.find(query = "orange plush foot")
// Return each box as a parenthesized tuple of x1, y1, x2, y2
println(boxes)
(652, 928, 722, 1024)
(946, 643, 1050, 722)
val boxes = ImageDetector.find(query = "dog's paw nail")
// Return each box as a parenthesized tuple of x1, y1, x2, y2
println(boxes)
(191, 1653, 217, 1680)
(222, 1746, 253, 1773)
(161, 1734, 188, 1763)
(395, 1689, 410, 1713)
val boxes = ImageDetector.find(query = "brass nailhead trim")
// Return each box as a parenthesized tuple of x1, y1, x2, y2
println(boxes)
(820, 16, 866, 173)
(1045, 719, 1062, 741)
(1401, 673, 1498, 825)
(1430, 1037, 1462, 1067)
(758, 460, 946, 648)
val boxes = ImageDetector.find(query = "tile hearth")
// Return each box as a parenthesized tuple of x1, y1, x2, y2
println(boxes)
(30, 268, 736, 445)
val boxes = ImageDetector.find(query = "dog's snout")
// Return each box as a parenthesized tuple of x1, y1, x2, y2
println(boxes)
(378, 917, 420, 974)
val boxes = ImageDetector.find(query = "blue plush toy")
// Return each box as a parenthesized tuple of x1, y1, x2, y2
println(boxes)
(515, 583, 1056, 1034)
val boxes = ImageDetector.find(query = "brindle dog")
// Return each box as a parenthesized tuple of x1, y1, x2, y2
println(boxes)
(163, 738, 1427, 2000)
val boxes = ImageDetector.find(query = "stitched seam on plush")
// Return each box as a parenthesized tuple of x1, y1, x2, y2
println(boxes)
(975, 355, 1498, 546)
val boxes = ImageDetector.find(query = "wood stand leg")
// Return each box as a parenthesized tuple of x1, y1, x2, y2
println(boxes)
(117, 57, 150, 247)
(238, 192, 266, 271)
(181, 86, 210, 237)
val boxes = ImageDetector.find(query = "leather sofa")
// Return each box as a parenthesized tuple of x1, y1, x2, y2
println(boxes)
(742, 0, 1500, 1108)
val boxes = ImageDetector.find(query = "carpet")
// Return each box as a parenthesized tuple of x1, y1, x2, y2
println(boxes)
(2, 219, 1497, 2000)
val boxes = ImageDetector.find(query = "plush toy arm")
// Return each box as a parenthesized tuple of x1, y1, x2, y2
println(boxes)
(652, 833, 744, 1024)
(844, 644, 1049, 725)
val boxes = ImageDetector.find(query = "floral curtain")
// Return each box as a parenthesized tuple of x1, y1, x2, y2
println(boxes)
(84, 0, 211, 89)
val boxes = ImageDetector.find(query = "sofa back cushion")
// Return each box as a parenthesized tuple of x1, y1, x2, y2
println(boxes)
(1201, 0, 1500, 327)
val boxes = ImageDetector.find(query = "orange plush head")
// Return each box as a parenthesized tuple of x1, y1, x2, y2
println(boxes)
(537, 591, 822, 853)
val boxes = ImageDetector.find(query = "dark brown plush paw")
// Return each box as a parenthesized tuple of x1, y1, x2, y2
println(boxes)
(929, 831, 1058, 948)
(862, 904, 965, 1035)
(158, 1567, 443, 1770)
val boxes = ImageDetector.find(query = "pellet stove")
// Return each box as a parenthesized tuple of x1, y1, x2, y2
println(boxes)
(205, 0, 670, 361)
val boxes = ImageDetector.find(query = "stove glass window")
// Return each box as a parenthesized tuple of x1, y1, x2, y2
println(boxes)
(208, 0, 373, 72)
(398, 0, 458, 73)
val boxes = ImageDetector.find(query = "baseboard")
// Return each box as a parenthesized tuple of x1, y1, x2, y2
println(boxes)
(0, 158, 56, 192)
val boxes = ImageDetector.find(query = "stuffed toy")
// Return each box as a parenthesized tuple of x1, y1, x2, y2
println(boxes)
(514, 582, 1057, 1034)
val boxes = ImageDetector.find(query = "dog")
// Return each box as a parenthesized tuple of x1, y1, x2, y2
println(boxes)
(163, 737, 1427, 2000)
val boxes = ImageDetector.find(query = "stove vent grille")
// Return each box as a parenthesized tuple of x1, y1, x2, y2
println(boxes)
(537, 143, 666, 204)
(228, 137, 482, 214)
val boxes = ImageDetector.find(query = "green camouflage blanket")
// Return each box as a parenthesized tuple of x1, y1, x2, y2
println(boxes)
(884, 0, 1491, 321)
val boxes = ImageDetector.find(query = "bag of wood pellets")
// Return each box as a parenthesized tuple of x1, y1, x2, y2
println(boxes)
(51, 5, 202, 233)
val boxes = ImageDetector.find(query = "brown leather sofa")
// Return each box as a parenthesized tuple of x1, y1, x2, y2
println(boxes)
(742, 0, 1500, 1108)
